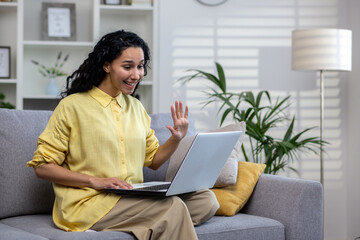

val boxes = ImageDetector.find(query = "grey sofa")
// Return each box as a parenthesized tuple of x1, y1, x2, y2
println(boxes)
(0, 109, 323, 240)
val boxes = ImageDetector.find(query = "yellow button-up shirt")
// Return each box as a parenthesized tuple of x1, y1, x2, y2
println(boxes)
(27, 87, 159, 232)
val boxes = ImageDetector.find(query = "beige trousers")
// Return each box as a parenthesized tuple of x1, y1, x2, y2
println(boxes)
(91, 189, 219, 240)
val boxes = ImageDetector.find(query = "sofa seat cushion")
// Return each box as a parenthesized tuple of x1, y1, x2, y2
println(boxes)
(0, 215, 135, 240)
(0, 223, 48, 240)
(1, 213, 284, 240)
(195, 214, 285, 240)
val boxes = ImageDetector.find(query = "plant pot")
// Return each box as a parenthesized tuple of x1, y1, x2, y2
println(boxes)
(46, 78, 60, 95)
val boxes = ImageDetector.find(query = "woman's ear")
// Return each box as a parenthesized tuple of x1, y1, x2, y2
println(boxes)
(103, 62, 110, 73)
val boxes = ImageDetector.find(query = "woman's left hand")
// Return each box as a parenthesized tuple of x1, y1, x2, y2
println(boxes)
(166, 101, 189, 141)
(150, 101, 189, 170)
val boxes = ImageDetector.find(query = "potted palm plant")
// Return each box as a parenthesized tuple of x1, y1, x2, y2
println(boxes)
(180, 62, 326, 175)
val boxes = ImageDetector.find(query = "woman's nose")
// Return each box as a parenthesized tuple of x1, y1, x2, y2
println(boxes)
(131, 68, 141, 80)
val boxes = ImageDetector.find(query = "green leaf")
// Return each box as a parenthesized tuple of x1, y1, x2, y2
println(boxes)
(255, 91, 265, 108)
(220, 108, 232, 126)
(283, 117, 295, 142)
(215, 62, 226, 93)
(241, 144, 249, 162)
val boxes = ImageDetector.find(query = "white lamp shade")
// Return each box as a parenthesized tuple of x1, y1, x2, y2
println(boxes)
(292, 28, 352, 71)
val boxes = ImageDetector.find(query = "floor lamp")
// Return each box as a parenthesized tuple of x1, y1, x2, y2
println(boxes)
(291, 28, 352, 186)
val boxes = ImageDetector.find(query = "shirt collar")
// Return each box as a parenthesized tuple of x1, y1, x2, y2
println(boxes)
(89, 87, 124, 108)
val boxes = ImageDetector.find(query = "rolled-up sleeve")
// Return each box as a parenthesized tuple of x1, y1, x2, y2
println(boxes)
(27, 103, 70, 168)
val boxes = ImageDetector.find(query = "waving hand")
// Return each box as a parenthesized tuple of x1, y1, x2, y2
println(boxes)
(166, 101, 189, 141)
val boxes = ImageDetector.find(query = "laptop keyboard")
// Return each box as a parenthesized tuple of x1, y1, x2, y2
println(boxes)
(136, 183, 171, 191)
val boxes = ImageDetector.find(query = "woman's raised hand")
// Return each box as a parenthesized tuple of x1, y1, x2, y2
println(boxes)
(166, 101, 189, 141)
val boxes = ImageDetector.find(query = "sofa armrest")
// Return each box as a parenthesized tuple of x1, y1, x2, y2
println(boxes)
(241, 174, 323, 240)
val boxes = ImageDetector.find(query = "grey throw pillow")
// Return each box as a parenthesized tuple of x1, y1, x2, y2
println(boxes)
(165, 122, 246, 187)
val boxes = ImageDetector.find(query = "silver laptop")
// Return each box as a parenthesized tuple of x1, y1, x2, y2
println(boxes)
(105, 131, 242, 197)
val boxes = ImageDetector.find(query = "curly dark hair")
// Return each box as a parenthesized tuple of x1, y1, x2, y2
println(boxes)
(61, 30, 150, 97)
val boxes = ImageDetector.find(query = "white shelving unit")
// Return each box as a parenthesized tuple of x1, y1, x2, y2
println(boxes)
(0, 0, 158, 113)
(23, 41, 94, 47)
(0, 79, 17, 84)
(0, 1, 18, 107)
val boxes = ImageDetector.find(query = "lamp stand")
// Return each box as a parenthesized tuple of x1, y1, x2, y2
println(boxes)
(320, 70, 324, 186)
(292, 28, 352, 240)
(319, 70, 325, 240)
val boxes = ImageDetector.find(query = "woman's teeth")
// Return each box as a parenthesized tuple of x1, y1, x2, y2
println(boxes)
(125, 81, 136, 86)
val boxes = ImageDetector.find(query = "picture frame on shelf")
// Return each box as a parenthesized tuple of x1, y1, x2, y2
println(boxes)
(0, 46, 10, 79)
(41, 2, 76, 41)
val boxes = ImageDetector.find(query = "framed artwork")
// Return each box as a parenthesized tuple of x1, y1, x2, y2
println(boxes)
(0, 46, 10, 79)
(42, 2, 76, 41)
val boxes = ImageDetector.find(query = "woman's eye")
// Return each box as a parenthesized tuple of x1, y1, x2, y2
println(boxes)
(138, 65, 144, 69)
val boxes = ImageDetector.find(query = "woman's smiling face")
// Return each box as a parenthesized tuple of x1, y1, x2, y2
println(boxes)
(100, 47, 145, 97)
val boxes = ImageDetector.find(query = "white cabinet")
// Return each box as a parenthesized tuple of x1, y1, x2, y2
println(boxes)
(1, 0, 158, 113)
(0, 1, 18, 108)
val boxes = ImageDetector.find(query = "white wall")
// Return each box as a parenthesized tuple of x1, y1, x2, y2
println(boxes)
(157, 0, 357, 239)
(346, 0, 360, 239)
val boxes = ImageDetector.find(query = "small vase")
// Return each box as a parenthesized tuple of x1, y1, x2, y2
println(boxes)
(46, 78, 59, 95)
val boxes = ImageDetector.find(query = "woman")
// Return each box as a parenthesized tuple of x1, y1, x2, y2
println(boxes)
(27, 30, 219, 240)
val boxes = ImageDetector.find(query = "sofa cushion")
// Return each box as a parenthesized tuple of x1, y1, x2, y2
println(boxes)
(143, 112, 196, 182)
(0, 223, 48, 240)
(196, 214, 284, 240)
(211, 162, 266, 216)
(1, 213, 284, 240)
(0, 215, 135, 240)
(0, 109, 54, 219)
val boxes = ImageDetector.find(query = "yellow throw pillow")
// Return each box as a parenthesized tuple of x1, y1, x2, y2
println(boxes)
(211, 161, 266, 216)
